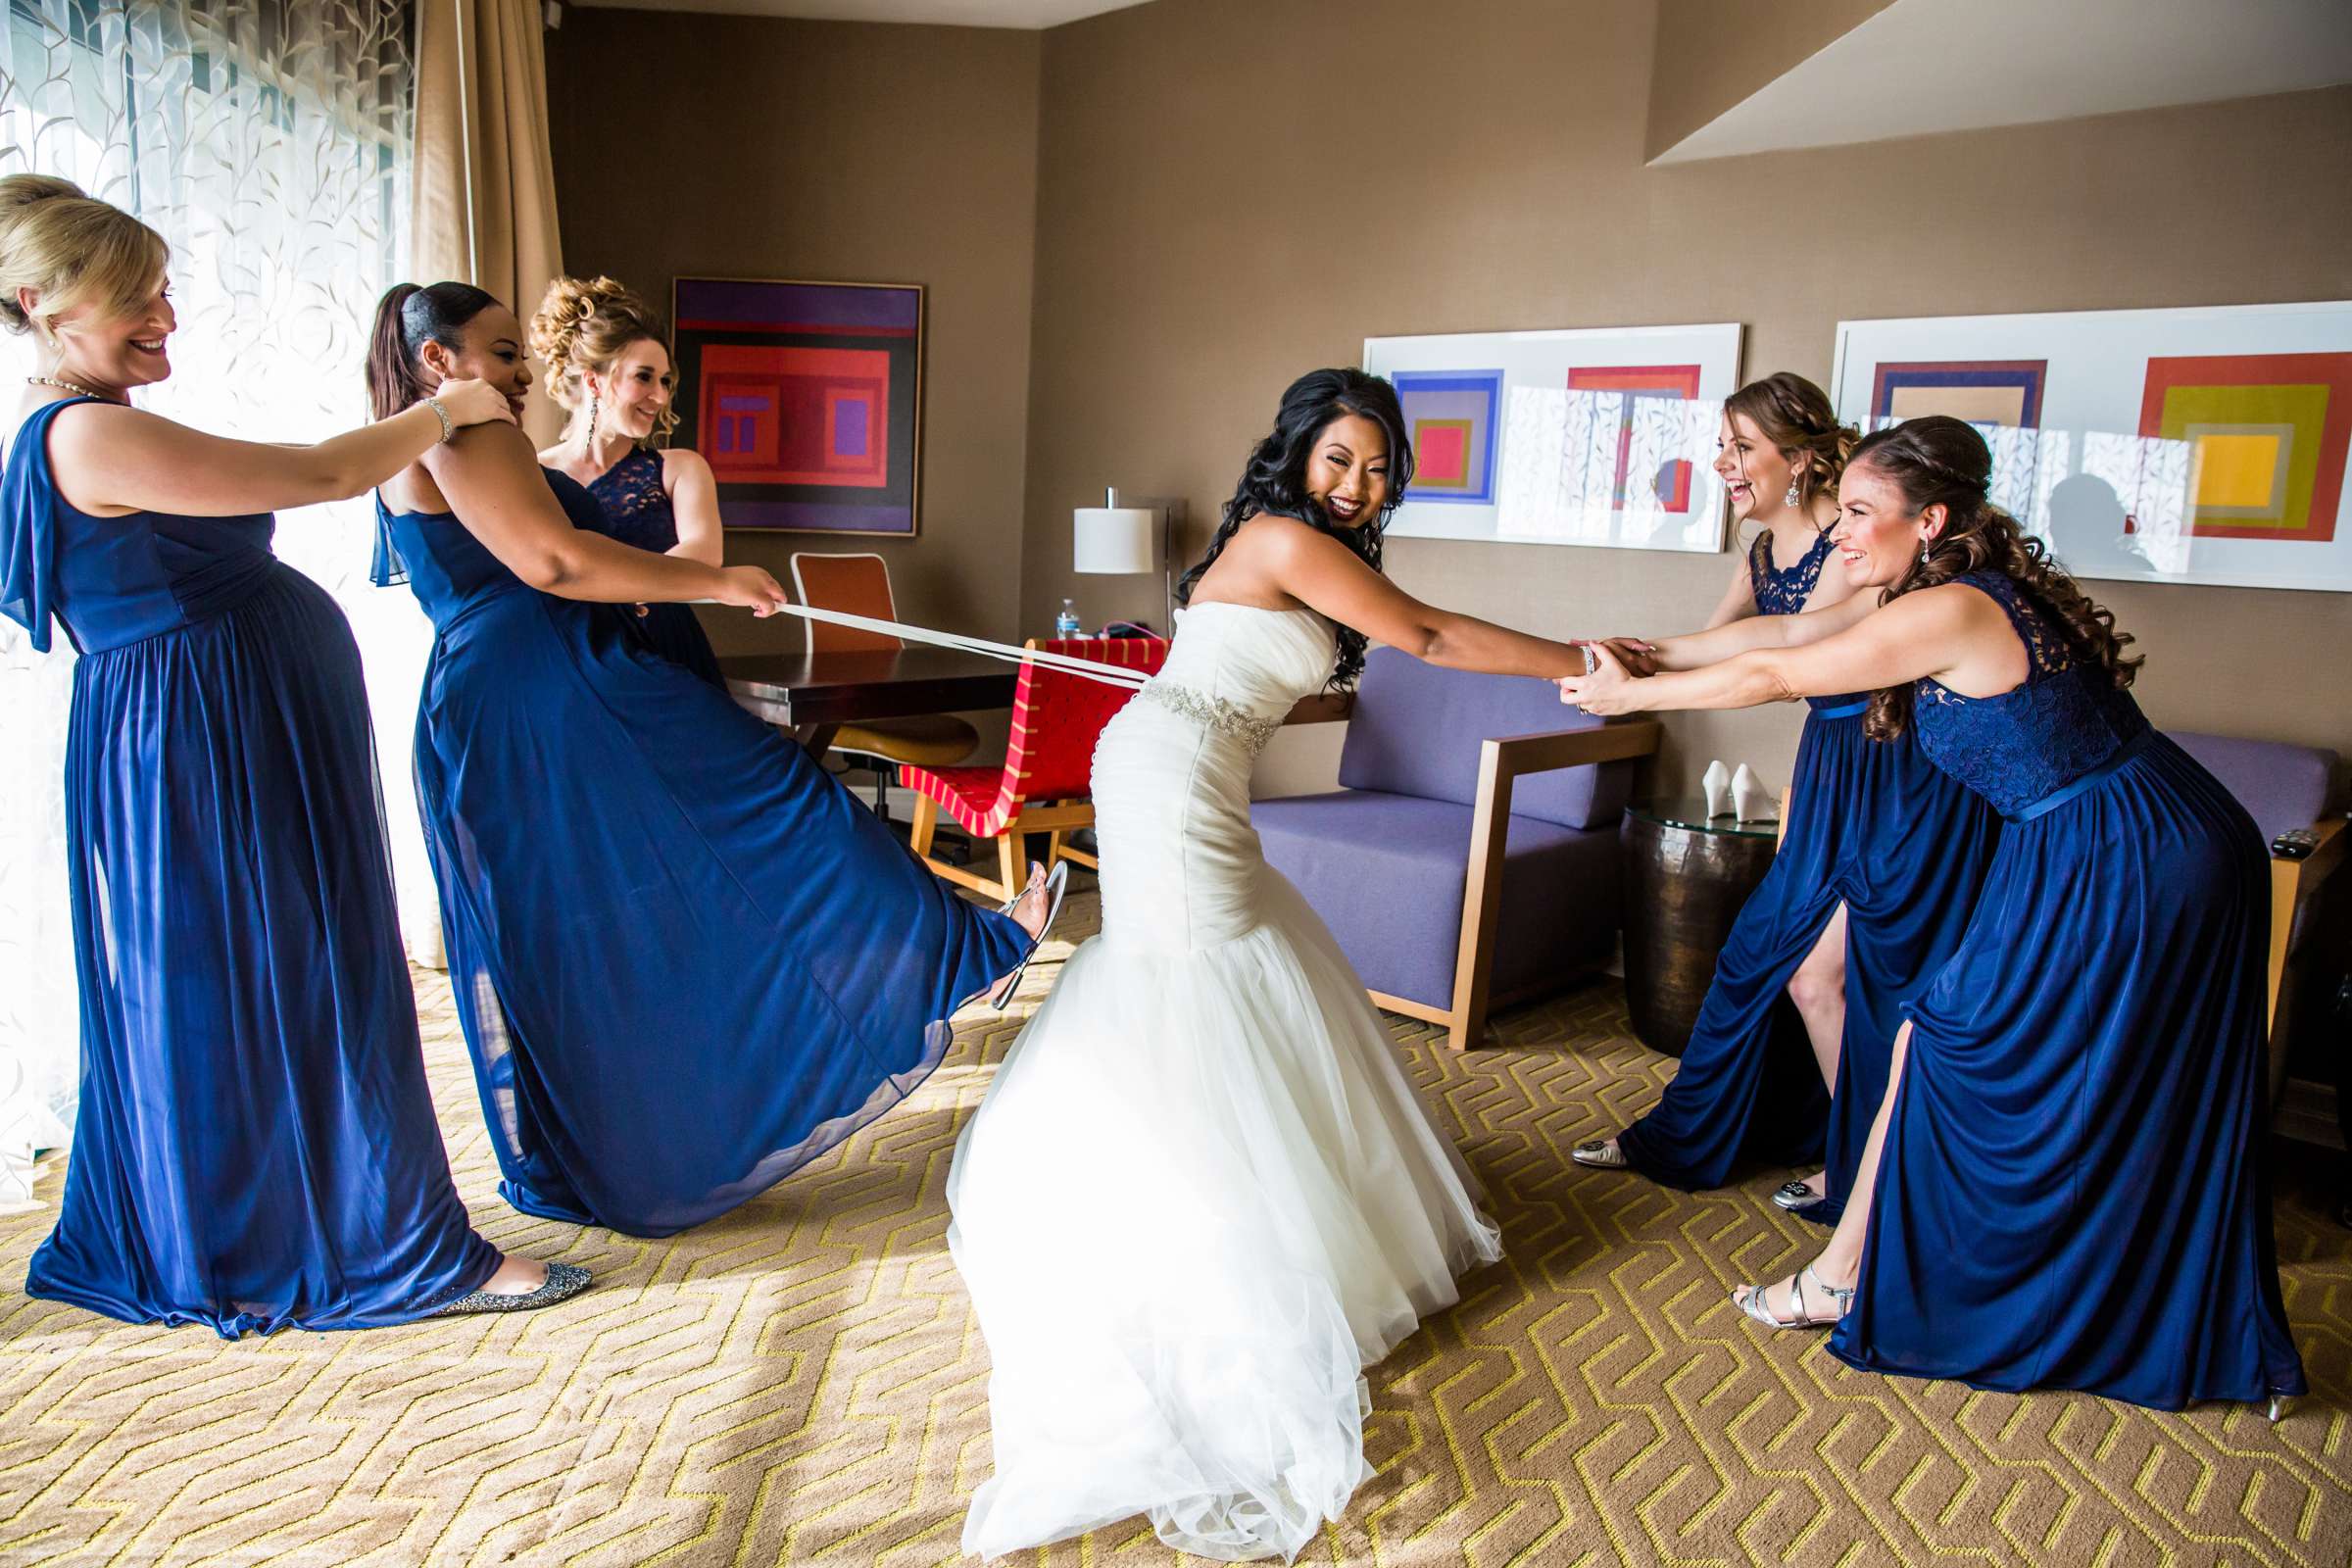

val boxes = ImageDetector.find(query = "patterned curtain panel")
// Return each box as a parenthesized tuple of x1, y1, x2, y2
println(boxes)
(0, 0, 432, 1205)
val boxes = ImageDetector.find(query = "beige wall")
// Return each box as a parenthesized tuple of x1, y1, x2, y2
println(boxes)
(1646, 0, 1895, 160)
(1019, 0, 2352, 797)
(545, 10, 1042, 658)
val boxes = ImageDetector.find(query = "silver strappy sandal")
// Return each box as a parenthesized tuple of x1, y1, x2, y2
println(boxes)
(1732, 1264, 1853, 1331)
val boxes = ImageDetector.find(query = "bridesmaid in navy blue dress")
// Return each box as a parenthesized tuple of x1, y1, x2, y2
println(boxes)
(1561, 416, 2304, 1412)
(365, 283, 1056, 1239)
(527, 275, 723, 686)
(1574, 375, 2000, 1224)
(0, 175, 580, 1333)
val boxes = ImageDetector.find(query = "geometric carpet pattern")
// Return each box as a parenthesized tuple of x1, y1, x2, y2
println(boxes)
(1, 888, 2347, 1567)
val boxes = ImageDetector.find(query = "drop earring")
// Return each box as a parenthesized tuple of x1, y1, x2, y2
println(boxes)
(587, 387, 601, 443)
(1784, 475, 1801, 509)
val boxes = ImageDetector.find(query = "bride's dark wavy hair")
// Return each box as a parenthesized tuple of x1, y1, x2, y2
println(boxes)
(1175, 368, 1415, 689)
(1854, 415, 2141, 741)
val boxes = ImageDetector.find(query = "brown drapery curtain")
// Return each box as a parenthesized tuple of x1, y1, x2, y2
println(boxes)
(411, 0, 566, 441)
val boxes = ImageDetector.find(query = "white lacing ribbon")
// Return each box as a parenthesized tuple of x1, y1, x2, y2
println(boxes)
(702, 601, 1156, 690)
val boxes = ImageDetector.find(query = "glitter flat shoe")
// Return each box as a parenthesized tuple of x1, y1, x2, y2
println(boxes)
(429, 1260, 591, 1317)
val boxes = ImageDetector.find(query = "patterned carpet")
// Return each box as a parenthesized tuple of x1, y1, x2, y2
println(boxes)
(2, 887, 2348, 1568)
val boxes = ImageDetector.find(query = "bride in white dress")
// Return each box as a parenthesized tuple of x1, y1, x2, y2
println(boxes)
(947, 368, 1592, 1562)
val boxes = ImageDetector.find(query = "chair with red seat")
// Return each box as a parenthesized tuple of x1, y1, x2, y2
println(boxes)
(789, 552, 979, 819)
(904, 636, 1170, 903)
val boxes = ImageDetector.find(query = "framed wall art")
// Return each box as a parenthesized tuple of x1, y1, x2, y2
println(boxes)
(671, 276, 925, 535)
(1832, 302, 2352, 591)
(1362, 322, 1743, 551)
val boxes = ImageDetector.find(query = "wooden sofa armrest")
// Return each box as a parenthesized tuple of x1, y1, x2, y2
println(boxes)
(2268, 815, 2346, 1030)
(1442, 718, 1662, 1050)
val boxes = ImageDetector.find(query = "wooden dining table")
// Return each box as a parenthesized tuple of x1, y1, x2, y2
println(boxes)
(722, 644, 1353, 760)
(721, 645, 1019, 758)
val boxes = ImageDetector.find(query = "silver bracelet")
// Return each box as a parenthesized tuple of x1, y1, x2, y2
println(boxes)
(423, 395, 455, 444)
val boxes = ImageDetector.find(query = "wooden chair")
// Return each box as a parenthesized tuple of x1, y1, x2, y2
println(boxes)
(903, 637, 1170, 903)
(789, 553, 978, 817)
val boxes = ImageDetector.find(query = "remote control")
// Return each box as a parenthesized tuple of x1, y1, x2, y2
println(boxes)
(2271, 827, 2320, 860)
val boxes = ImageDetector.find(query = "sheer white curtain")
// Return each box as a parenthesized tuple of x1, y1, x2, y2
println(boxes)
(0, 0, 437, 1208)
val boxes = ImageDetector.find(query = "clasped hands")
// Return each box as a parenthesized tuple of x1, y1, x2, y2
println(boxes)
(1556, 636, 1657, 715)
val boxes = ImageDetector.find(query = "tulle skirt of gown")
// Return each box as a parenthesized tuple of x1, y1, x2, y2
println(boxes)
(1619, 711, 1999, 1220)
(26, 569, 498, 1335)
(948, 653, 1500, 1562)
(1832, 734, 2306, 1407)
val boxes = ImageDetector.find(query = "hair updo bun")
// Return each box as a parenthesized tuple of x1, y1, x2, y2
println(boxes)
(0, 173, 169, 337)
(527, 274, 675, 442)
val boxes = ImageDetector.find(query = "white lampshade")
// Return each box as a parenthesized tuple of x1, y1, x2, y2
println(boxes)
(1073, 506, 1158, 574)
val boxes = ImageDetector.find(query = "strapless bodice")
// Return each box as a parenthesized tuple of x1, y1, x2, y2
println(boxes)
(1092, 603, 1337, 954)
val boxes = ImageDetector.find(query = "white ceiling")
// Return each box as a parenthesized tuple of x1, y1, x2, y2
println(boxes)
(1656, 0, 2352, 164)
(566, 0, 1152, 27)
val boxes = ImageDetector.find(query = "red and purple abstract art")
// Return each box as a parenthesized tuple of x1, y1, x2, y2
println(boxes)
(672, 277, 924, 534)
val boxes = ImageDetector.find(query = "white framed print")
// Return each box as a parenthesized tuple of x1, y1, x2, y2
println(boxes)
(1363, 321, 1744, 551)
(1831, 301, 2352, 592)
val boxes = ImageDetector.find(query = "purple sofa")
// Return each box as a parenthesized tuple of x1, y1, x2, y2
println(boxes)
(1252, 648, 1657, 1050)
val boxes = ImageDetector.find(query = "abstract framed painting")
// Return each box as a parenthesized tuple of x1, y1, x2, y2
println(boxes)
(670, 276, 924, 535)
(1833, 302, 2352, 591)
(1364, 322, 1743, 550)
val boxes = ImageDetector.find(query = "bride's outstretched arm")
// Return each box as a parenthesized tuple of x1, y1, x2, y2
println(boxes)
(1254, 515, 1584, 679)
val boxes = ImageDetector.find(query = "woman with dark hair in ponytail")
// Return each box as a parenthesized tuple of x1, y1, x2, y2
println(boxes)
(948, 368, 1595, 1561)
(1, 176, 577, 1331)
(1561, 415, 2305, 1414)
(364, 282, 1061, 1240)
(1571, 374, 2001, 1227)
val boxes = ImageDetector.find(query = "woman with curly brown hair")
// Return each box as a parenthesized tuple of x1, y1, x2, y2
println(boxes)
(529, 275, 724, 685)
(1572, 376, 2001, 1229)
(1560, 416, 2304, 1413)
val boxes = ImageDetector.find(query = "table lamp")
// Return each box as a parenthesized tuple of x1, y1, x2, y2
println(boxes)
(1073, 486, 1174, 633)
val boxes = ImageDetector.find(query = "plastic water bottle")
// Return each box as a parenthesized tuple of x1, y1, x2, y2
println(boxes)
(1055, 597, 1082, 639)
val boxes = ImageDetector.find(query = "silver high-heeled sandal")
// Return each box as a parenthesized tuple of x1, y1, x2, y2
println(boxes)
(989, 860, 1070, 1010)
(1772, 1175, 1824, 1210)
(1570, 1138, 1629, 1169)
(1732, 1264, 1853, 1330)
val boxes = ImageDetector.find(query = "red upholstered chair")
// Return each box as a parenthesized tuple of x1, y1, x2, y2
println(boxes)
(904, 636, 1169, 903)
(789, 552, 979, 818)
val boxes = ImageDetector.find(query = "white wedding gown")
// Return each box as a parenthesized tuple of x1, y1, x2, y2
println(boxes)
(946, 602, 1502, 1563)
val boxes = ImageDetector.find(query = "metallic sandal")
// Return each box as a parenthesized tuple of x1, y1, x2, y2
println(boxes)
(1772, 1176, 1825, 1211)
(1570, 1138, 1629, 1169)
(990, 861, 1070, 1011)
(430, 1260, 591, 1317)
(1732, 1263, 1853, 1331)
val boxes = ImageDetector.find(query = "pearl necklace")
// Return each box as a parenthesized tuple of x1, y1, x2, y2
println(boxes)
(25, 374, 122, 404)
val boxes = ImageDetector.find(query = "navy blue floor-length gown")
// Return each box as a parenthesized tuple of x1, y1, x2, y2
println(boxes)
(1831, 569, 2304, 1408)
(1618, 530, 2001, 1219)
(3, 398, 498, 1336)
(374, 469, 1029, 1238)
(573, 446, 723, 687)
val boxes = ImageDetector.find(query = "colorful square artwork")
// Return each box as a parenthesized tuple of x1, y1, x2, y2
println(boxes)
(1395, 369, 1500, 504)
(1870, 360, 2048, 428)
(2139, 353, 2352, 541)
(672, 277, 924, 534)
(1566, 364, 1704, 512)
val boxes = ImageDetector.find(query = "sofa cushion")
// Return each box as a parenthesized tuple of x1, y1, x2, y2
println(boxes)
(2166, 730, 2339, 846)
(1337, 647, 1630, 830)
(1252, 789, 1619, 1009)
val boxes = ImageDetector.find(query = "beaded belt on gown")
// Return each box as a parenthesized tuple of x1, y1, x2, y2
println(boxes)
(1139, 680, 1285, 755)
